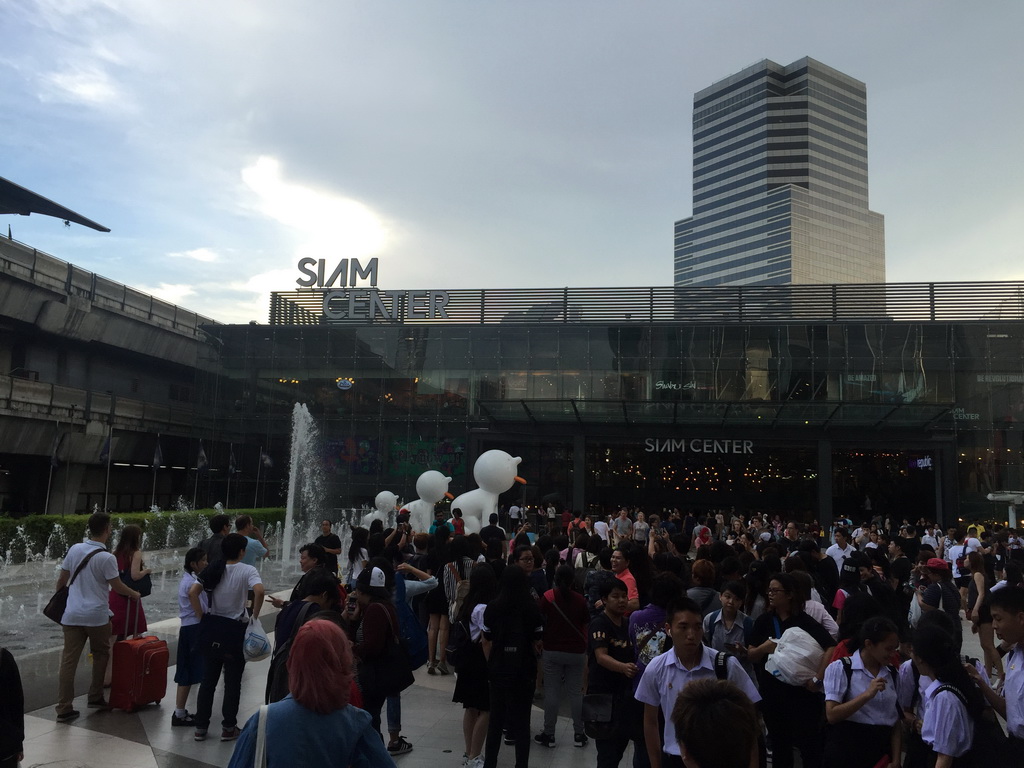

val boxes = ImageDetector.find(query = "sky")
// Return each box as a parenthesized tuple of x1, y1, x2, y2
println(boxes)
(2, 0, 1023, 324)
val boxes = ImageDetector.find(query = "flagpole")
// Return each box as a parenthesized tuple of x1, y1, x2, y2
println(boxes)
(226, 443, 232, 509)
(44, 419, 59, 516)
(193, 441, 201, 510)
(103, 424, 113, 512)
(151, 433, 160, 510)
(254, 445, 262, 509)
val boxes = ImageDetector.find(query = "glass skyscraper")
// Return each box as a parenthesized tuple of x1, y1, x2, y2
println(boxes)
(674, 57, 885, 287)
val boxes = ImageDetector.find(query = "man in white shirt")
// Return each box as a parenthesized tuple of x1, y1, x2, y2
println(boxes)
(594, 516, 610, 543)
(825, 528, 856, 573)
(55, 512, 141, 723)
(920, 525, 939, 552)
(636, 596, 760, 768)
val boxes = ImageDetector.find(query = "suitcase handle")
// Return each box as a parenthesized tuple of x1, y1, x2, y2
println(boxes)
(131, 592, 143, 637)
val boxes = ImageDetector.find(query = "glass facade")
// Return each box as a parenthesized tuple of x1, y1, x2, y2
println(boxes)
(197, 319, 1024, 525)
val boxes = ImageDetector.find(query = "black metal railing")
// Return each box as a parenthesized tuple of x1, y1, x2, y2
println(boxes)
(269, 281, 1024, 325)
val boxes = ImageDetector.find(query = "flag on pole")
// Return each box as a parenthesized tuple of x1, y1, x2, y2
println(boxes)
(260, 450, 273, 469)
(197, 441, 208, 472)
(99, 436, 111, 464)
(229, 444, 237, 475)
(49, 430, 64, 469)
(152, 437, 164, 469)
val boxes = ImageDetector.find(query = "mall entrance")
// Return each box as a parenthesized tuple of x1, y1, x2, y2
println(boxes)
(472, 430, 953, 526)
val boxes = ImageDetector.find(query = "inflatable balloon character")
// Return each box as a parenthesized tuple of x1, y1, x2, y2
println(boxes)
(401, 470, 454, 534)
(363, 490, 398, 528)
(450, 450, 526, 535)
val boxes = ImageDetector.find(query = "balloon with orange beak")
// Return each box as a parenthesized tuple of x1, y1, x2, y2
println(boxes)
(401, 470, 454, 533)
(450, 450, 526, 535)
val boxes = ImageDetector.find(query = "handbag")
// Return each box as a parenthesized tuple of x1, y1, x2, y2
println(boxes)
(120, 568, 153, 598)
(43, 548, 103, 625)
(582, 693, 616, 740)
(357, 603, 415, 696)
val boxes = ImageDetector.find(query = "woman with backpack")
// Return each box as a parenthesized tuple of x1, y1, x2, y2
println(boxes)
(910, 622, 986, 766)
(534, 565, 589, 750)
(482, 565, 544, 768)
(451, 563, 499, 768)
(822, 616, 902, 768)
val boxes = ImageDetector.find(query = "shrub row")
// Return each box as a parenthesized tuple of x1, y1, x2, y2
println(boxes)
(0, 508, 287, 563)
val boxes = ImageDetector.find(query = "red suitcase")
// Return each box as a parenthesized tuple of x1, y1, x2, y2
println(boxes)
(109, 603, 169, 712)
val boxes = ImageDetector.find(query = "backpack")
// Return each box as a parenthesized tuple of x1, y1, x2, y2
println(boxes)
(696, 526, 712, 547)
(447, 561, 471, 623)
(574, 553, 596, 593)
(955, 541, 968, 572)
(839, 656, 900, 719)
(713, 650, 730, 680)
(394, 576, 428, 670)
(932, 683, 1007, 767)
(445, 617, 473, 669)
(487, 613, 534, 677)
(265, 601, 317, 704)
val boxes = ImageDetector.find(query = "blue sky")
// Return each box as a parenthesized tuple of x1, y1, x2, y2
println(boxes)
(3, 0, 1022, 323)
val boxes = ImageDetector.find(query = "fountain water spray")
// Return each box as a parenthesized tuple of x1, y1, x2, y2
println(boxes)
(283, 403, 325, 565)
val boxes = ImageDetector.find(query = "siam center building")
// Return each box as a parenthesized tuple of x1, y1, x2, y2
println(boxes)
(674, 57, 886, 287)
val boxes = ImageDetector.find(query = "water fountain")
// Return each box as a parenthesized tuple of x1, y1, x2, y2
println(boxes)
(283, 403, 325, 567)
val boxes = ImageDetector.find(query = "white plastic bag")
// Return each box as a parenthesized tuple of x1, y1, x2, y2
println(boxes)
(764, 626, 824, 686)
(908, 592, 923, 629)
(243, 616, 272, 662)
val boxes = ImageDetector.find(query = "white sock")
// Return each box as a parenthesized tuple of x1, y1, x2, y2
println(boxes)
(175, 708, 188, 717)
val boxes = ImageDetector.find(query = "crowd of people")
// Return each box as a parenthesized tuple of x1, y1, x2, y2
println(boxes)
(35, 505, 1024, 768)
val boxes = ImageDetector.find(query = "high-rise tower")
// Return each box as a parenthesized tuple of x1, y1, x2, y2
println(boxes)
(674, 57, 885, 286)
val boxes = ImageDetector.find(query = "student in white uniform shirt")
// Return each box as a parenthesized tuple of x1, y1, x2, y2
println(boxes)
(636, 596, 761, 768)
(911, 623, 984, 767)
(968, 585, 1024, 760)
(823, 616, 902, 768)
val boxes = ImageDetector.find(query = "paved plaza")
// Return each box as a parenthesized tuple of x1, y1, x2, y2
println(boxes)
(14, 589, 611, 768)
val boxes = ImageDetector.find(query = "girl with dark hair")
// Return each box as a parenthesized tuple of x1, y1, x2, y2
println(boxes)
(350, 558, 401, 737)
(966, 550, 1002, 679)
(172, 547, 208, 727)
(542, 548, 561, 590)
(346, 527, 370, 589)
(481, 565, 544, 768)
(822, 616, 902, 768)
(744, 572, 836, 768)
(452, 563, 499, 768)
(911, 623, 984, 765)
(535, 564, 589, 749)
(226, 621, 394, 768)
(511, 544, 547, 598)
(110, 524, 152, 639)
(424, 526, 452, 675)
(743, 560, 771, 621)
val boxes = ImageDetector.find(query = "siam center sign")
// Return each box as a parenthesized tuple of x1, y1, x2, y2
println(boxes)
(645, 438, 754, 454)
(296, 257, 451, 321)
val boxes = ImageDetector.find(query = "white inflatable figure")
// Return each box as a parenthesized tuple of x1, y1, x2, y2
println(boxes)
(450, 450, 526, 535)
(401, 470, 454, 534)
(363, 490, 399, 528)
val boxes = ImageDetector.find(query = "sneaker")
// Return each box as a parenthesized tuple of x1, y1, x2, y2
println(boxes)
(56, 710, 80, 724)
(466, 758, 484, 768)
(503, 731, 516, 745)
(534, 733, 556, 748)
(574, 733, 588, 748)
(220, 726, 241, 742)
(87, 698, 111, 710)
(387, 737, 413, 756)
(194, 729, 208, 742)
(436, 661, 451, 675)
(171, 712, 196, 727)
(427, 663, 437, 675)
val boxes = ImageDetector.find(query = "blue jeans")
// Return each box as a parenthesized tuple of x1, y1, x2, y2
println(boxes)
(387, 694, 401, 733)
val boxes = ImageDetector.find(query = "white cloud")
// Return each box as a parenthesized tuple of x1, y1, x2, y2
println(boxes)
(40, 64, 121, 106)
(240, 156, 390, 262)
(134, 282, 195, 305)
(168, 247, 220, 263)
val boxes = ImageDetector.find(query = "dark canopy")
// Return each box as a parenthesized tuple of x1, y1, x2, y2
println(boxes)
(0, 175, 110, 232)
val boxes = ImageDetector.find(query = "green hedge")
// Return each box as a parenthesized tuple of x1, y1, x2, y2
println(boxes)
(0, 508, 287, 563)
